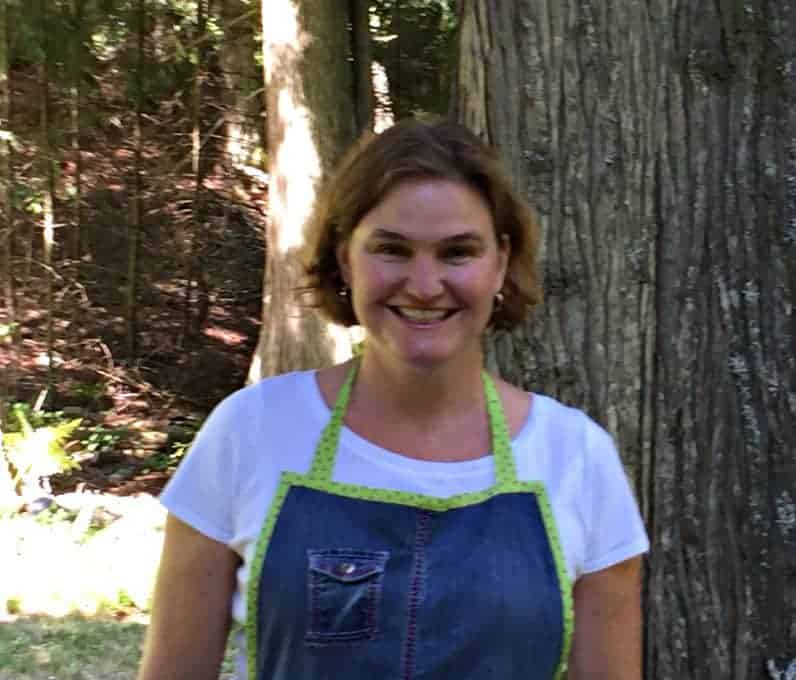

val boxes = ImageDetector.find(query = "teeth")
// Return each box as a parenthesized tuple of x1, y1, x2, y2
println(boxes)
(397, 307, 449, 322)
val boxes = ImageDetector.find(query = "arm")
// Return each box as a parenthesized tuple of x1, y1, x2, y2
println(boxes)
(568, 556, 643, 680)
(137, 513, 241, 680)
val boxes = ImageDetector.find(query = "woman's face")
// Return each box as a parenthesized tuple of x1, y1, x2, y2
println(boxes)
(337, 178, 509, 371)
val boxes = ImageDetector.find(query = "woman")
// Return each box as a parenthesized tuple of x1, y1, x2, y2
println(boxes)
(137, 119, 649, 680)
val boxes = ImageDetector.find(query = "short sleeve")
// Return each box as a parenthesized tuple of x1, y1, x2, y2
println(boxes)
(580, 422, 649, 574)
(159, 393, 243, 545)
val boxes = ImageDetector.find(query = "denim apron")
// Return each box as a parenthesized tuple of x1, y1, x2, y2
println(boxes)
(246, 364, 573, 680)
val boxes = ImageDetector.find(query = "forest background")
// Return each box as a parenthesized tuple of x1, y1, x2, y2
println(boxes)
(0, 1, 794, 679)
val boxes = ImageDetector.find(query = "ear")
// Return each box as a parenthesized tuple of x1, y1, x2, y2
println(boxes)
(336, 240, 351, 286)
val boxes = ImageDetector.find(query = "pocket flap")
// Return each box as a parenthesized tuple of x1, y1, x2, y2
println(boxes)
(308, 549, 389, 584)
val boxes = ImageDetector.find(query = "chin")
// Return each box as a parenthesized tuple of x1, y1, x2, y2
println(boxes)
(390, 341, 478, 372)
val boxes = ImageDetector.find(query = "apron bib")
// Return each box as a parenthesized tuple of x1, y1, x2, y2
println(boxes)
(246, 364, 573, 680)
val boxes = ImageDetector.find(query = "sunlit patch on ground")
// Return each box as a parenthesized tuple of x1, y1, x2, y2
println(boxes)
(0, 494, 238, 679)
(1, 495, 166, 620)
(203, 325, 249, 346)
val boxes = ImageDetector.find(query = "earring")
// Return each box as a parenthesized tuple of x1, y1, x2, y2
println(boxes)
(338, 286, 350, 298)
(494, 291, 504, 309)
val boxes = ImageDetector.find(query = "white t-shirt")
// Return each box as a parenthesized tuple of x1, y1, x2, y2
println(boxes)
(160, 369, 649, 677)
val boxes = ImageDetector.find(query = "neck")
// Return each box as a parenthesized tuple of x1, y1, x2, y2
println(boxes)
(353, 347, 486, 421)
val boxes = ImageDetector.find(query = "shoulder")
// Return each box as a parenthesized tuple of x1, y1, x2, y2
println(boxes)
(514, 394, 648, 577)
(207, 369, 316, 425)
(524, 392, 614, 452)
(510, 391, 624, 490)
(491, 376, 615, 451)
(184, 369, 321, 464)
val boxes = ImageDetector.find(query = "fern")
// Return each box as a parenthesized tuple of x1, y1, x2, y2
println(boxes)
(2, 410, 83, 486)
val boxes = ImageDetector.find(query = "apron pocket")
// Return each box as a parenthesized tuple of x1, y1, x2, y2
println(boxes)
(305, 548, 389, 644)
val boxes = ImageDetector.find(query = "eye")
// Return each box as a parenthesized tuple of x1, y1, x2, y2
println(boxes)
(441, 245, 477, 263)
(373, 242, 410, 258)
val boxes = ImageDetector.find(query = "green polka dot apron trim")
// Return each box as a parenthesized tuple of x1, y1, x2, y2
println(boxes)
(246, 361, 574, 680)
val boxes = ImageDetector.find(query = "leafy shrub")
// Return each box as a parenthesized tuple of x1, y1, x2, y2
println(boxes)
(2, 406, 82, 498)
(82, 425, 127, 456)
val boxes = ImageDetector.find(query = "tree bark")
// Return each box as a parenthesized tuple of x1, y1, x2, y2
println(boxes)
(126, 0, 144, 360)
(70, 0, 84, 262)
(646, 3, 795, 677)
(219, 0, 250, 167)
(39, 10, 56, 400)
(455, 0, 655, 505)
(349, 0, 374, 133)
(0, 0, 14, 426)
(248, 0, 360, 381)
(455, 1, 795, 678)
(183, 0, 208, 342)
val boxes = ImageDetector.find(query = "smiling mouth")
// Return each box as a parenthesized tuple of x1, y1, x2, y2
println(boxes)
(389, 306, 458, 323)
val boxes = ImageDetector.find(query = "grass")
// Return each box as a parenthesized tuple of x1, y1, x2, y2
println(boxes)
(0, 614, 237, 679)
(0, 614, 146, 680)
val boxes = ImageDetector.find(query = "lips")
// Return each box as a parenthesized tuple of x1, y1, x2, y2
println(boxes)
(389, 306, 458, 323)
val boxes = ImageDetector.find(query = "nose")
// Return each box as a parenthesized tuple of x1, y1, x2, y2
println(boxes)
(405, 254, 445, 300)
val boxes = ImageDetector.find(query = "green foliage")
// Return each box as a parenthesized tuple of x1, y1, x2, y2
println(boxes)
(371, 0, 458, 118)
(2, 406, 82, 489)
(0, 322, 19, 339)
(143, 436, 195, 473)
(5, 596, 22, 616)
(5, 403, 69, 431)
(32, 503, 78, 527)
(81, 424, 126, 455)
(115, 588, 135, 609)
(68, 381, 107, 406)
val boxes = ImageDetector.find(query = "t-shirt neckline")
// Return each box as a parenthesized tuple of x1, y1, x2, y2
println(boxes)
(305, 369, 539, 478)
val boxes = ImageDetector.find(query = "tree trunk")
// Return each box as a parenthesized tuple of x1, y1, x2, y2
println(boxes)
(248, 0, 360, 381)
(40, 20, 56, 401)
(126, 0, 144, 360)
(646, 3, 795, 677)
(0, 0, 14, 426)
(455, 1, 795, 678)
(349, 0, 374, 133)
(183, 0, 207, 341)
(70, 0, 84, 262)
(219, 0, 257, 167)
(455, 0, 655, 507)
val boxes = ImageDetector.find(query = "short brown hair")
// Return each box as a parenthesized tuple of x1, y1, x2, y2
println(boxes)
(301, 118, 542, 331)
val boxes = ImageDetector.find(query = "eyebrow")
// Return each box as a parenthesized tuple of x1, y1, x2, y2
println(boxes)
(371, 228, 485, 243)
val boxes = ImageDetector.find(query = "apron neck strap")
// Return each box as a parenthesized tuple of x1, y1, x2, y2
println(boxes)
(482, 370, 518, 486)
(307, 360, 518, 487)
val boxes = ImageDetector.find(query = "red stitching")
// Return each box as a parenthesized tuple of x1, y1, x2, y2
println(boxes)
(401, 510, 433, 680)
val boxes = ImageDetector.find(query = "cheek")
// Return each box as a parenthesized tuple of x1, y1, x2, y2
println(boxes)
(350, 258, 394, 298)
(450, 268, 501, 301)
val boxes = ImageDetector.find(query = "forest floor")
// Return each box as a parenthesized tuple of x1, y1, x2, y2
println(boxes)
(2, 154, 268, 497)
(1, 128, 268, 674)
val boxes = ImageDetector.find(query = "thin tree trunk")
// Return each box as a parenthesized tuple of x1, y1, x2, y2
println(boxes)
(184, 0, 207, 340)
(40, 44, 56, 400)
(349, 0, 374, 133)
(455, 1, 795, 678)
(219, 0, 248, 167)
(248, 0, 359, 380)
(70, 0, 84, 262)
(220, 0, 240, 166)
(126, 0, 144, 360)
(0, 0, 13, 427)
